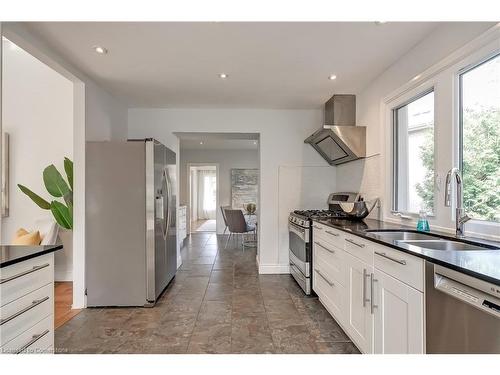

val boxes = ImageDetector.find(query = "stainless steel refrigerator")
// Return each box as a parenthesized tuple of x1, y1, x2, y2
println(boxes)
(86, 139, 177, 307)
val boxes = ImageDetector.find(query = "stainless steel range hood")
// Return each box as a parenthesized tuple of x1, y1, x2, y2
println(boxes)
(305, 94, 366, 165)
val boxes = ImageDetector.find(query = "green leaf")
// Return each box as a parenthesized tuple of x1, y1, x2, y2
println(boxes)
(64, 157, 73, 190)
(43, 164, 71, 198)
(50, 201, 72, 230)
(17, 184, 51, 210)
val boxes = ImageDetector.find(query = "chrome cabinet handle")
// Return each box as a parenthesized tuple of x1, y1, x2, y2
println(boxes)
(362, 268, 371, 307)
(325, 230, 339, 237)
(0, 263, 50, 285)
(370, 273, 378, 314)
(315, 268, 335, 287)
(0, 296, 50, 326)
(15, 329, 50, 354)
(345, 238, 365, 248)
(374, 251, 407, 265)
(314, 241, 335, 254)
(313, 225, 322, 230)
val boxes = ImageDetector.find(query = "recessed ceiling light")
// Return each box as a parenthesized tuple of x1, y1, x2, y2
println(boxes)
(253, 141, 257, 145)
(219, 73, 228, 79)
(328, 74, 337, 80)
(199, 141, 203, 145)
(93, 46, 108, 55)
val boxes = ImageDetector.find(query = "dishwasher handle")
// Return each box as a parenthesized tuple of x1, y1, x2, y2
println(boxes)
(435, 272, 500, 319)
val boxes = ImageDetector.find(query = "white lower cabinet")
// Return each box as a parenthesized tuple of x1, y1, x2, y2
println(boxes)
(373, 269, 424, 354)
(312, 221, 425, 354)
(0, 253, 55, 354)
(345, 253, 373, 354)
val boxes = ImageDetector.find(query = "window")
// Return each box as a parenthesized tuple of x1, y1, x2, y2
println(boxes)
(393, 90, 435, 214)
(459, 53, 500, 223)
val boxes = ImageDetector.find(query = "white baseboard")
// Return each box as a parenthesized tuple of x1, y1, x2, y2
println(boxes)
(55, 270, 73, 282)
(258, 263, 290, 274)
(177, 254, 183, 269)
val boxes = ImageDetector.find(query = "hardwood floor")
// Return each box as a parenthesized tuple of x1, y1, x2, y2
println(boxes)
(192, 219, 216, 232)
(55, 282, 82, 329)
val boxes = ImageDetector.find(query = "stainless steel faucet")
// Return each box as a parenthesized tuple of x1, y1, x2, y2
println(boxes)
(444, 168, 471, 237)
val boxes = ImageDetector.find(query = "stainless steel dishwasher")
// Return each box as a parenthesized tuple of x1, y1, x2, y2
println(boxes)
(425, 262, 500, 353)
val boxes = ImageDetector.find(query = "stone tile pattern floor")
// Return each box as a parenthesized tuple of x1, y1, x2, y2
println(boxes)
(55, 233, 360, 354)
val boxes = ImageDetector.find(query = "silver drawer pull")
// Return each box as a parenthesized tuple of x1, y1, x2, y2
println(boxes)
(315, 268, 335, 287)
(0, 296, 50, 326)
(15, 329, 50, 354)
(345, 238, 365, 248)
(0, 263, 50, 284)
(314, 241, 335, 254)
(374, 251, 407, 265)
(325, 230, 339, 237)
(313, 225, 322, 230)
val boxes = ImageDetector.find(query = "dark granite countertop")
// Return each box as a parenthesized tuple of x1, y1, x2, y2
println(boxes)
(0, 244, 63, 268)
(312, 218, 500, 286)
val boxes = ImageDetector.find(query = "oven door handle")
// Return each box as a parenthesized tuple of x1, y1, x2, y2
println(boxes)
(288, 222, 308, 242)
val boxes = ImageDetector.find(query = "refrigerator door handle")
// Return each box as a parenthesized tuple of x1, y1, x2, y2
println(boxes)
(163, 169, 170, 238)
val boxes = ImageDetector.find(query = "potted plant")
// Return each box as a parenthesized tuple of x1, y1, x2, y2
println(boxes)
(17, 158, 73, 249)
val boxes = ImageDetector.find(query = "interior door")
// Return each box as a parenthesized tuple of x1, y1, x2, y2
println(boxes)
(345, 252, 373, 353)
(374, 269, 424, 354)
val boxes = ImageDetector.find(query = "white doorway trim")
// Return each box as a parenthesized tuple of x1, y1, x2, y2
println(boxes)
(187, 163, 219, 234)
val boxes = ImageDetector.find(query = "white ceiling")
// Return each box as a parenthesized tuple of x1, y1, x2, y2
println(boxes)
(24, 22, 440, 108)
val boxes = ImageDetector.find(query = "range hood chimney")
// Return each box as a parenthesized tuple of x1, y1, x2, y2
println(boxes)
(305, 94, 366, 165)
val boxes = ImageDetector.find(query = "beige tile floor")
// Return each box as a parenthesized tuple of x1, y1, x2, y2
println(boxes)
(55, 233, 359, 354)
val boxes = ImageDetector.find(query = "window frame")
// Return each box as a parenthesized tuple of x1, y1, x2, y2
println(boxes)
(391, 87, 436, 216)
(457, 51, 500, 224)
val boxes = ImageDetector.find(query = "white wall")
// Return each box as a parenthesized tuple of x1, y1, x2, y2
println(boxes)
(2, 23, 129, 308)
(335, 22, 496, 224)
(180, 148, 259, 234)
(2, 38, 74, 280)
(128, 108, 330, 273)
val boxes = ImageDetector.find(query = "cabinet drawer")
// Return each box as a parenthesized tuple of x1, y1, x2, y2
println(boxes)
(313, 266, 345, 326)
(313, 239, 347, 286)
(312, 222, 344, 249)
(0, 283, 54, 346)
(344, 234, 373, 264)
(0, 254, 54, 307)
(373, 244, 424, 292)
(0, 315, 53, 354)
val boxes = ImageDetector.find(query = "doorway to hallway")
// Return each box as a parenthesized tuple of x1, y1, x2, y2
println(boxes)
(188, 164, 218, 233)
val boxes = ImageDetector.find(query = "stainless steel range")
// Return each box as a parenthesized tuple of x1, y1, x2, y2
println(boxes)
(288, 192, 360, 295)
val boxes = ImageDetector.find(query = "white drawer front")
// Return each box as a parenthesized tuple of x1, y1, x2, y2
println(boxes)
(0, 283, 54, 346)
(0, 254, 54, 307)
(313, 239, 347, 286)
(312, 222, 345, 249)
(373, 244, 424, 292)
(344, 234, 373, 264)
(313, 266, 345, 326)
(0, 315, 53, 354)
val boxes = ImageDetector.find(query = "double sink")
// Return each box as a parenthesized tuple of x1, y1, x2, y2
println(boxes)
(364, 230, 499, 251)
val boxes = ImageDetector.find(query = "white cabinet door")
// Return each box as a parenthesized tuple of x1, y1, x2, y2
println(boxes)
(373, 269, 424, 354)
(345, 253, 373, 353)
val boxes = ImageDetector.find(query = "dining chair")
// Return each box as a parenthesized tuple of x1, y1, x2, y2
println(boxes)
(223, 209, 256, 249)
(220, 205, 231, 235)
